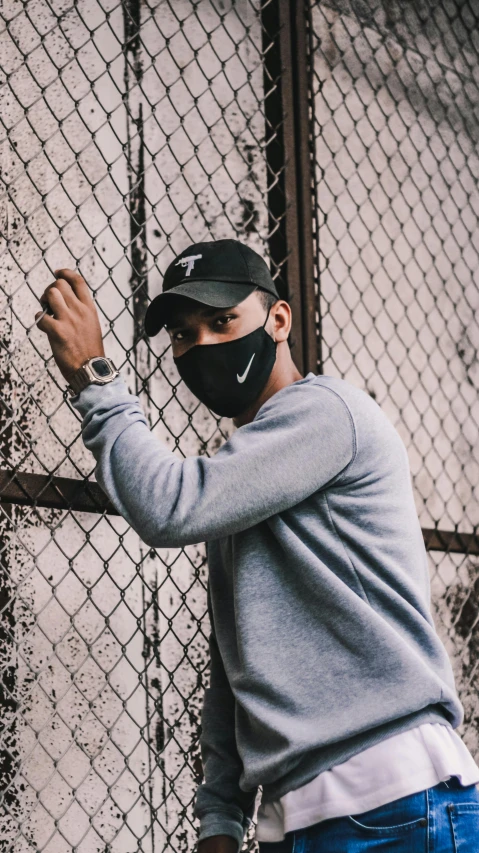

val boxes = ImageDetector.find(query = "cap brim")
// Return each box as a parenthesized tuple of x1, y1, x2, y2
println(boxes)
(144, 281, 258, 337)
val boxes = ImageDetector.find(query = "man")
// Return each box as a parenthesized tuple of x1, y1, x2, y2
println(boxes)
(36, 239, 479, 853)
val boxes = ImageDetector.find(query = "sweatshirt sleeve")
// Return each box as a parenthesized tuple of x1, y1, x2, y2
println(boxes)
(70, 374, 355, 548)
(193, 583, 257, 853)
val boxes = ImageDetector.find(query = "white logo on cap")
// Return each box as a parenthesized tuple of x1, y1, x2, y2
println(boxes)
(176, 254, 202, 276)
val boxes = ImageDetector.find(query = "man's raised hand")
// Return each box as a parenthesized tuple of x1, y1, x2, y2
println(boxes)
(35, 269, 105, 383)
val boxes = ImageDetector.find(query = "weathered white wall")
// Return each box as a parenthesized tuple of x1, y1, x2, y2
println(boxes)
(1, 1, 266, 851)
(311, 0, 479, 755)
(1, 1, 478, 852)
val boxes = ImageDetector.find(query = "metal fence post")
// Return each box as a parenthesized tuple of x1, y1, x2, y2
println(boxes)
(261, 0, 318, 377)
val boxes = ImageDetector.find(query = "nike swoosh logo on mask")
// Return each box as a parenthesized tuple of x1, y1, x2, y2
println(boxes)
(237, 353, 255, 383)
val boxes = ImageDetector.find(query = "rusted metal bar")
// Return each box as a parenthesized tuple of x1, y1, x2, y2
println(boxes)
(261, 0, 289, 303)
(261, 0, 318, 376)
(0, 469, 477, 553)
(422, 528, 479, 556)
(277, 0, 305, 372)
(289, 0, 318, 376)
(0, 469, 118, 515)
(123, 0, 149, 348)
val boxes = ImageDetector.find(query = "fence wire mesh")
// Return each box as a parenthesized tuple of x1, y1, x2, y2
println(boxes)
(0, 1, 279, 850)
(0, 0, 478, 852)
(309, 0, 479, 756)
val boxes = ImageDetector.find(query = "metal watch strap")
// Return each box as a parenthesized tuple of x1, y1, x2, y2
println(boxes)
(68, 366, 93, 395)
(67, 358, 120, 396)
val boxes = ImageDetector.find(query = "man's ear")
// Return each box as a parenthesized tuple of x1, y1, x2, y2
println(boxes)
(273, 299, 292, 343)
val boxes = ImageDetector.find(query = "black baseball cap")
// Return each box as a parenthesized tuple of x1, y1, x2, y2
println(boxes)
(144, 239, 280, 337)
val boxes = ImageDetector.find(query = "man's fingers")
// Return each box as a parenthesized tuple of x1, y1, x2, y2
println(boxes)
(35, 310, 56, 334)
(43, 286, 68, 319)
(39, 300, 54, 317)
(54, 268, 93, 305)
(47, 277, 78, 310)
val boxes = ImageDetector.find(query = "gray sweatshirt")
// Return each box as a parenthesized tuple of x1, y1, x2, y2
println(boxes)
(71, 371, 464, 852)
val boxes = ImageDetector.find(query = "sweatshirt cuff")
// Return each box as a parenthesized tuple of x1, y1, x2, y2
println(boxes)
(69, 374, 133, 419)
(197, 810, 248, 853)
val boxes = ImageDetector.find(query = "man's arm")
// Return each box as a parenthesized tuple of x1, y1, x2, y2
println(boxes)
(35, 268, 355, 549)
(194, 584, 257, 853)
(70, 374, 355, 548)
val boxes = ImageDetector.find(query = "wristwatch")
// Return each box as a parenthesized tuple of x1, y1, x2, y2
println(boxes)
(67, 356, 120, 396)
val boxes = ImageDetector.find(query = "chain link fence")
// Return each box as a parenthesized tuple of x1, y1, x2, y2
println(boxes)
(0, 2, 277, 850)
(309, 0, 479, 756)
(0, 0, 478, 851)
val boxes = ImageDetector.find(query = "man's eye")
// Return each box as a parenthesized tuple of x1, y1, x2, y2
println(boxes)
(171, 330, 186, 341)
(170, 316, 234, 340)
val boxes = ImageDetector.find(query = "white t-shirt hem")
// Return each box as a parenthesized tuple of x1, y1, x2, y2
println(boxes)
(254, 723, 479, 843)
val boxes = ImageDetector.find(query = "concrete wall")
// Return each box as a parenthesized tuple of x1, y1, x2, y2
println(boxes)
(0, 2, 266, 850)
(311, 0, 479, 754)
(0, 1, 478, 852)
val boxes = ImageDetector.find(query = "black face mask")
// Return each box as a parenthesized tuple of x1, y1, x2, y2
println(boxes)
(173, 305, 277, 418)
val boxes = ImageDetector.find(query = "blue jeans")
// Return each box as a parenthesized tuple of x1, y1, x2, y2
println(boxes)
(257, 776, 479, 852)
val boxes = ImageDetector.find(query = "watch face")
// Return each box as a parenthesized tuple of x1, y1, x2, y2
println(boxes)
(91, 358, 113, 379)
